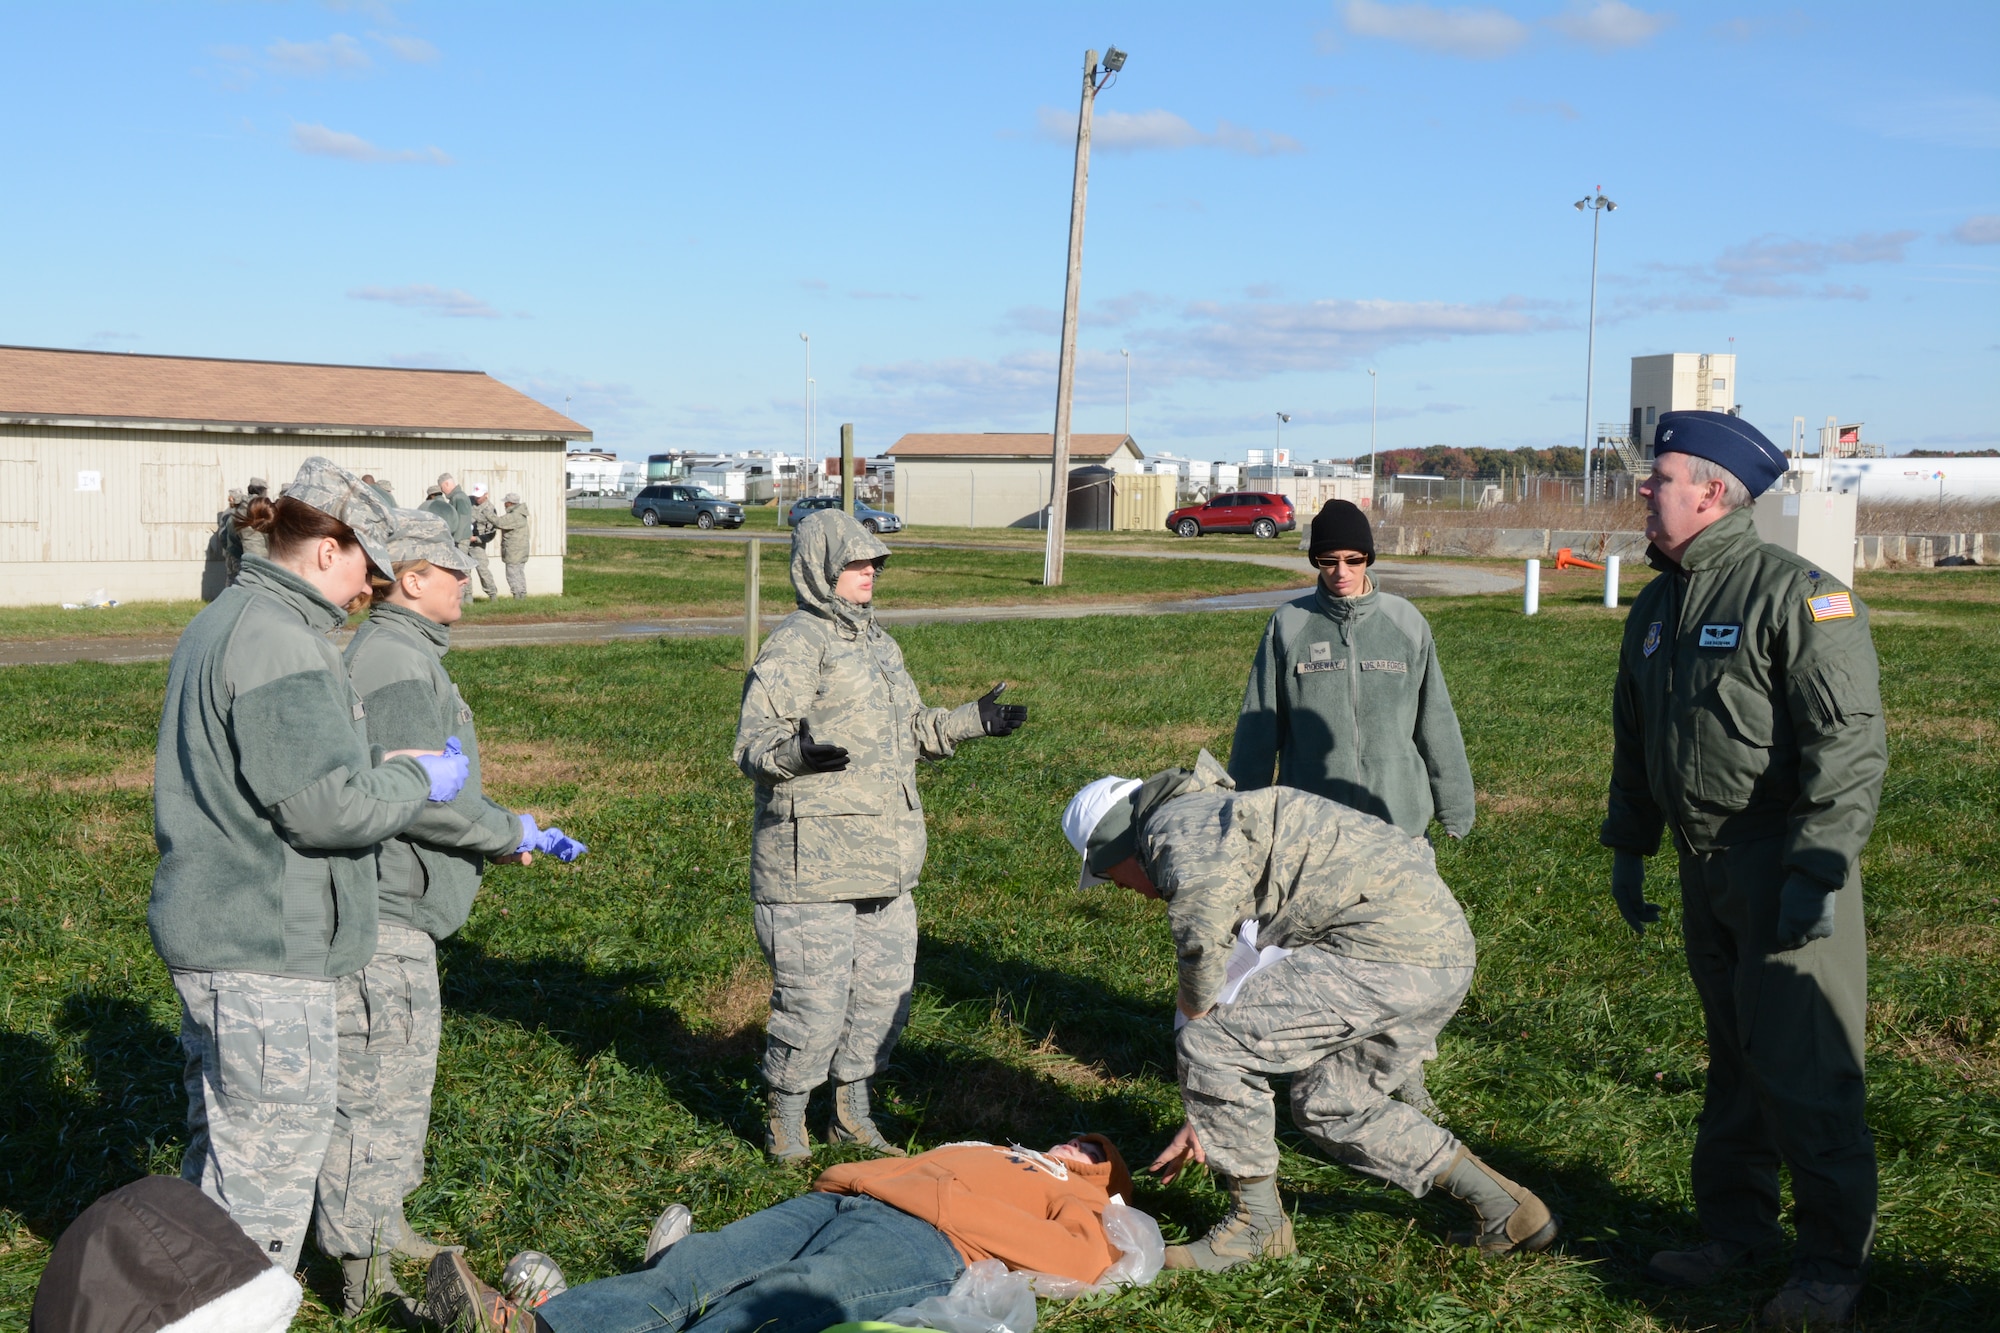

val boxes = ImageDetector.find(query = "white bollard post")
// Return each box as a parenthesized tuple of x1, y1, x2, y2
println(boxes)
(1524, 559, 1541, 616)
(1604, 555, 1621, 608)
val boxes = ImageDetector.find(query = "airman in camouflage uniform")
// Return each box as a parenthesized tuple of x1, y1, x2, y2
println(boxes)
(489, 494, 532, 599)
(734, 509, 1026, 1160)
(467, 486, 500, 601)
(1066, 752, 1556, 1271)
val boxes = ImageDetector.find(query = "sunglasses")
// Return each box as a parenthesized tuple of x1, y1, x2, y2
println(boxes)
(1312, 554, 1369, 569)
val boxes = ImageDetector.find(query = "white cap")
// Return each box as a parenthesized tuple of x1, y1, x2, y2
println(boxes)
(469, 482, 488, 497)
(1062, 776, 1141, 888)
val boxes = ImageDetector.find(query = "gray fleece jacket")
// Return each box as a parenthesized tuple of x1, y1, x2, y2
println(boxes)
(344, 602, 523, 940)
(1227, 580, 1476, 839)
(149, 558, 431, 979)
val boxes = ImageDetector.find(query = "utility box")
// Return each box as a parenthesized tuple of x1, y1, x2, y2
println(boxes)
(1754, 484, 1857, 587)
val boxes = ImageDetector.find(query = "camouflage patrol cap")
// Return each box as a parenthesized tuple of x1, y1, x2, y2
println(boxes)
(503, 492, 522, 504)
(246, 477, 269, 493)
(387, 508, 475, 574)
(280, 456, 397, 577)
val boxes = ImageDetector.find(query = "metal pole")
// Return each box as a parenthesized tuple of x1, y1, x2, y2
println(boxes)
(799, 334, 811, 461)
(1121, 348, 1130, 438)
(743, 537, 761, 669)
(840, 422, 855, 516)
(1043, 49, 1101, 587)
(1367, 368, 1378, 508)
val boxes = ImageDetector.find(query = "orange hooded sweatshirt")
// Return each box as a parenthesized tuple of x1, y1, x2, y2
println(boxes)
(812, 1136, 1134, 1284)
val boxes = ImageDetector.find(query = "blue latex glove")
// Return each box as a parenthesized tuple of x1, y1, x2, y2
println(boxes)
(515, 813, 588, 862)
(1773, 875, 1838, 952)
(414, 737, 468, 803)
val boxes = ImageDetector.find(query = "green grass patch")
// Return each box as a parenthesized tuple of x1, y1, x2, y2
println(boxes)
(1, 570, 1994, 1329)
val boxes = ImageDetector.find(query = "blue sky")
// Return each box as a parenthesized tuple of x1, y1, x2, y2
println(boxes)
(1, 2, 1994, 463)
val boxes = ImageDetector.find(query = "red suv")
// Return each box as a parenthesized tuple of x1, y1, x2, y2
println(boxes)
(1165, 492, 1296, 539)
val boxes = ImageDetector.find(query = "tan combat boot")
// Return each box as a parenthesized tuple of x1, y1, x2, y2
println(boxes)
(765, 1090, 813, 1162)
(390, 1209, 455, 1262)
(827, 1079, 907, 1156)
(1163, 1173, 1297, 1272)
(340, 1251, 423, 1327)
(1432, 1145, 1558, 1256)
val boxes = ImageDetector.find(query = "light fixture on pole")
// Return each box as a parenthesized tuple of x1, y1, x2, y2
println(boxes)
(1367, 368, 1378, 508)
(1043, 45, 1125, 587)
(1275, 412, 1290, 461)
(1573, 189, 1616, 509)
(1120, 348, 1130, 438)
(798, 333, 812, 462)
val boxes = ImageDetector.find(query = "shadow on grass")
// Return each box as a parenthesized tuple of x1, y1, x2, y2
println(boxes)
(0, 993, 184, 1238)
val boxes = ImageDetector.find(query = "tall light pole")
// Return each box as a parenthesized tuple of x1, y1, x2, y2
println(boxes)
(1274, 411, 1290, 460)
(1043, 45, 1125, 587)
(1574, 189, 1616, 508)
(1367, 368, 1378, 508)
(798, 333, 812, 463)
(1120, 348, 1130, 438)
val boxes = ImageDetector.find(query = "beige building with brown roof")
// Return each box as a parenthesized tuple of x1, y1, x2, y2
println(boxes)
(886, 432, 1144, 529)
(0, 345, 589, 606)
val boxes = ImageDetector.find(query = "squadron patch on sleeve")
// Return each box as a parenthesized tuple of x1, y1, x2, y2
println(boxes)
(1642, 621, 1663, 657)
(1808, 592, 1855, 622)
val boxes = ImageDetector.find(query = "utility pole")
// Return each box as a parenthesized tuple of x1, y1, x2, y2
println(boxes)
(1275, 411, 1289, 460)
(799, 333, 811, 461)
(1043, 45, 1125, 587)
(1121, 348, 1130, 438)
(840, 422, 855, 516)
(1574, 189, 1616, 509)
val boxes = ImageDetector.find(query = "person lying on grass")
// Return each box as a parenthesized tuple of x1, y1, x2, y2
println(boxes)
(1064, 750, 1559, 1272)
(426, 1135, 1139, 1333)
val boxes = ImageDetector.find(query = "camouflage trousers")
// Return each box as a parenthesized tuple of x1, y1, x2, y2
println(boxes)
(457, 541, 476, 603)
(505, 562, 528, 599)
(173, 968, 340, 1267)
(312, 924, 443, 1260)
(1176, 945, 1473, 1192)
(472, 547, 499, 599)
(754, 895, 917, 1094)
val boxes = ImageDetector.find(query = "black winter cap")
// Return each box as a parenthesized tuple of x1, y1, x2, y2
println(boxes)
(1308, 499, 1376, 564)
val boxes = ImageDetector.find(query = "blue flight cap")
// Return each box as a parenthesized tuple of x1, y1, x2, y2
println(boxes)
(1654, 411, 1787, 497)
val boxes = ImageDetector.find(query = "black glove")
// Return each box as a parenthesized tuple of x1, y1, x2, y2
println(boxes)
(1773, 874, 1837, 952)
(977, 682, 1028, 737)
(1610, 849, 1660, 935)
(797, 721, 850, 774)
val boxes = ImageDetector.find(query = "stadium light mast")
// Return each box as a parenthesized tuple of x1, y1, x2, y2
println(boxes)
(1575, 189, 1616, 509)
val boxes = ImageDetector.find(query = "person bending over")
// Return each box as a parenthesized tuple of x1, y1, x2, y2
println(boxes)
(1063, 751, 1557, 1271)
(426, 1136, 1135, 1333)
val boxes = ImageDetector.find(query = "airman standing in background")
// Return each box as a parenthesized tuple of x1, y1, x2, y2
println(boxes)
(466, 483, 500, 602)
(436, 473, 475, 604)
(1603, 411, 1886, 1330)
(218, 477, 271, 583)
(487, 493, 532, 600)
(733, 509, 1026, 1161)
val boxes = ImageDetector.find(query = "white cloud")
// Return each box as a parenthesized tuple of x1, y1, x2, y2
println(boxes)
(1036, 107, 1303, 156)
(1148, 296, 1560, 378)
(349, 284, 501, 318)
(1952, 215, 2000, 245)
(371, 31, 439, 62)
(1340, 1, 1529, 59)
(1713, 230, 1918, 282)
(1610, 228, 1916, 316)
(1860, 93, 2000, 150)
(1546, 2, 1672, 51)
(291, 123, 451, 165)
(267, 34, 371, 74)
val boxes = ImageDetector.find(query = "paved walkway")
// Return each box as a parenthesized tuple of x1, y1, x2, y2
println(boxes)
(1, 550, 1518, 668)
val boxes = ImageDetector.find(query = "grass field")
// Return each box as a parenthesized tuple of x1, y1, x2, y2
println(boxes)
(1, 569, 1994, 1330)
(0, 534, 1306, 642)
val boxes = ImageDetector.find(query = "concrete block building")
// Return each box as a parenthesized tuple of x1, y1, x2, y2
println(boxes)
(1630, 352, 1738, 455)
(0, 345, 588, 606)
(886, 432, 1142, 528)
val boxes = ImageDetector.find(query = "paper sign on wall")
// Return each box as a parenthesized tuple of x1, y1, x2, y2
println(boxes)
(75, 471, 102, 493)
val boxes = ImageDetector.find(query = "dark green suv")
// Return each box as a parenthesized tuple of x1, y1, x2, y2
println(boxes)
(631, 484, 745, 529)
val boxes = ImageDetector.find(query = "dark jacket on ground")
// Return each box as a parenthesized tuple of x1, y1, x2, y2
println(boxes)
(1227, 580, 1475, 839)
(344, 602, 522, 940)
(149, 558, 431, 979)
(1600, 507, 1887, 888)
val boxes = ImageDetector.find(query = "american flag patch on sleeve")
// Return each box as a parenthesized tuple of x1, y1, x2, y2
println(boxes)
(1808, 592, 1855, 622)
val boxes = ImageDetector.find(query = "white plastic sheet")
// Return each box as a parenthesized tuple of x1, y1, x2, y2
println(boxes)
(1174, 920, 1292, 1031)
(1022, 1196, 1166, 1300)
(880, 1259, 1038, 1333)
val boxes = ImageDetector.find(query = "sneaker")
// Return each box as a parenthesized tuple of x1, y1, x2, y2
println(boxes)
(426, 1251, 539, 1333)
(500, 1251, 568, 1309)
(1761, 1279, 1862, 1329)
(1646, 1239, 1768, 1288)
(644, 1204, 694, 1263)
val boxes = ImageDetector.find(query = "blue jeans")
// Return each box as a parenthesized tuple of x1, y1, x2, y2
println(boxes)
(536, 1194, 964, 1333)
